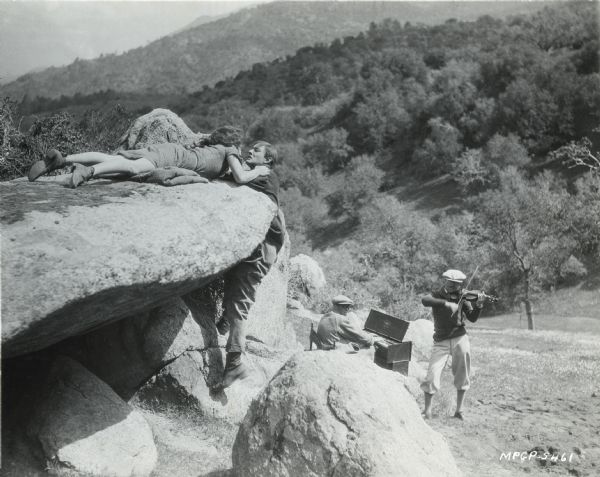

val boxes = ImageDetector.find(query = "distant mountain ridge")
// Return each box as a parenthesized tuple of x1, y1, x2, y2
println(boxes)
(1, 1, 547, 101)
(175, 13, 230, 34)
(0, 1, 233, 85)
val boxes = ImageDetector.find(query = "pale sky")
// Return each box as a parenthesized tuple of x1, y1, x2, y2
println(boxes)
(0, 0, 269, 82)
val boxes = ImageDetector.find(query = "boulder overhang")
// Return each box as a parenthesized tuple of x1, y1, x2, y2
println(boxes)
(1, 178, 277, 357)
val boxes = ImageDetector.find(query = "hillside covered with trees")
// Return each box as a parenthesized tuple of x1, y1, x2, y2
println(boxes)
(1, 1, 546, 100)
(2, 2, 599, 324)
(173, 2, 600, 321)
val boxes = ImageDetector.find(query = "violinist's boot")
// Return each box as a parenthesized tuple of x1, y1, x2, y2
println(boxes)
(28, 149, 66, 181)
(222, 352, 250, 388)
(453, 390, 466, 420)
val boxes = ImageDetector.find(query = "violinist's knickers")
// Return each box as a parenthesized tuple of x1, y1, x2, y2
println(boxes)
(421, 335, 471, 394)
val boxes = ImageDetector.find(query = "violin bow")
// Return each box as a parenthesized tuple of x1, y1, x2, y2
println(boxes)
(457, 264, 480, 323)
(462, 265, 479, 295)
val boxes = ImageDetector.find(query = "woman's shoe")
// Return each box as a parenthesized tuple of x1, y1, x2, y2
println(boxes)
(28, 149, 66, 182)
(69, 164, 94, 188)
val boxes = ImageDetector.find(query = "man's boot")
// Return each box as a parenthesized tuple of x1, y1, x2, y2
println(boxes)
(70, 164, 94, 188)
(423, 392, 433, 419)
(454, 389, 466, 419)
(216, 317, 230, 336)
(28, 149, 66, 182)
(222, 352, 250, 388)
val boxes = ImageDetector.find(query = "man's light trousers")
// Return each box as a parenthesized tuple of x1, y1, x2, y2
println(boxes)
(420, 334, 471, 394)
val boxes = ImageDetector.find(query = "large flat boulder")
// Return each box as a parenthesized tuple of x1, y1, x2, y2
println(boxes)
(233, 351, 461, 477)
(1, 178, 277, 357)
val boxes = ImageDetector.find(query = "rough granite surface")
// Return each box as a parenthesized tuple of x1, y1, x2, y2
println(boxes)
(1, 177, 277, 356)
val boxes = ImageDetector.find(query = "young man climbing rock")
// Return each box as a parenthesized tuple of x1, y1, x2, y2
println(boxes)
(217, 141, 286, 388)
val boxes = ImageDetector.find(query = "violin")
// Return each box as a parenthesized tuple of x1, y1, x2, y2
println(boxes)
(447, 290, 500, 303)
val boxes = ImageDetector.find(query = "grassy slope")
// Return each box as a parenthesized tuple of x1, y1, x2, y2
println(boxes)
(424, 325, 600, 477)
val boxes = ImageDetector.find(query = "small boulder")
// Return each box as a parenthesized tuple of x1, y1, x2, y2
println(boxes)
(28, 356, 157, 477)
(233, 351, 460, 477)
(404, 361, 427, 393)
(289, 254, 326, 299)
(117, 108, 209, 150)
(404, 318, 434, 362)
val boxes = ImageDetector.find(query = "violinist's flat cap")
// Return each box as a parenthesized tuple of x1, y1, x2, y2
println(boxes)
(332, 294, 354, 306)
(442, 269, 467, 282)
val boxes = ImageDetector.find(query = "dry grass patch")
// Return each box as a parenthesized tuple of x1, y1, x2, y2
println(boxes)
(420, 322, 600, 477)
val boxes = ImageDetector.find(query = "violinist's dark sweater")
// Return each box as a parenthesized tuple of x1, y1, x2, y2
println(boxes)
(422, 288, 482, 342)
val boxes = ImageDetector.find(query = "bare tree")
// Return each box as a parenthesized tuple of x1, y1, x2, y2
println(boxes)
(550, 136, 600, 172)
(474, 168, 577, 330)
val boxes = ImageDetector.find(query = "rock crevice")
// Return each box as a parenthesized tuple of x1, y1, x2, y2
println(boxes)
(326, 385, 356, 435)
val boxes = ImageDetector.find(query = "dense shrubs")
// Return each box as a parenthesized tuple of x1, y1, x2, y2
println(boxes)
(1, 98, 89, 179)
(1, 98, 28, 179)
(0, 101, 133, 181)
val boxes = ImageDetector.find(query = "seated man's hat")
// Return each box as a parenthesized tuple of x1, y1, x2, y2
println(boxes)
(442, 269, 467, 282)
(332, 294, 354, 306)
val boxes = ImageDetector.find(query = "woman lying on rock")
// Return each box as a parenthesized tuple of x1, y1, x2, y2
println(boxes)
(27, 126, 271, 188)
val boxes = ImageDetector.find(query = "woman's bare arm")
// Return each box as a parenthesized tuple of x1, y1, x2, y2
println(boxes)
(227, 154, 270, 184)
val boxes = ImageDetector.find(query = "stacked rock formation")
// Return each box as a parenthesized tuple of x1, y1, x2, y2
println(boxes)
(1, 109, 293, 476)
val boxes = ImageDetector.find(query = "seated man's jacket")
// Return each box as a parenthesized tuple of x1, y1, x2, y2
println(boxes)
(316, 312, 373, 349)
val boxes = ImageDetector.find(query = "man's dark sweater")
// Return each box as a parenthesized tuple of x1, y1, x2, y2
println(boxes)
(222, 169, 285, 353)
(245, 171, 284, 252)
(422, 288, 482, 342)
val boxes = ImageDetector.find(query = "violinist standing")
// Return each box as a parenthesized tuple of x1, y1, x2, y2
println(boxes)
(421, 269, 487, 420)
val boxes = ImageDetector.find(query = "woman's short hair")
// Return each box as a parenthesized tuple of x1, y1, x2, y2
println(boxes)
(253, 141, 278, 165)
(208, 126, 243, 147)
